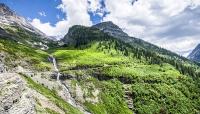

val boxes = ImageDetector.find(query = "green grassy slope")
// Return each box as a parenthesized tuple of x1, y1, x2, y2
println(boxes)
(50, 26, 200, 114)
(1, 25, 58, 48)
(21, 74, 82, 114)
(0, 38, 51, 71)
(51, 42, 200, 114)
(1, 24, 200, 114)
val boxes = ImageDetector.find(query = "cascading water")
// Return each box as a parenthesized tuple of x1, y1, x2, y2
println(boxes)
(52, 57, 61, 81)
(51, 56, 77, 107)
(50, 55, 91, 114)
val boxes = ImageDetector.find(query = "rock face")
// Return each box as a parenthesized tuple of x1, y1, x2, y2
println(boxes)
(0, 3, 45, 36)
(0, 73, 36, 114)
(92, 21, 129, 40)
(188, 44, 200, 62)
(92, 21, 137, 44)
(0, 3, 58, 50)
(0, 52, 8, 73)
(0, 73, 68, 114)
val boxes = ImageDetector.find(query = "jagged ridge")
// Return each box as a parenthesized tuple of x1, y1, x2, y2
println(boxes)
(188, 44, 200, 62)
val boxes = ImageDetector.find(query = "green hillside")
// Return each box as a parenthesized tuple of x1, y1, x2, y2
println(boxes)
(0, 37, 51, 71)
(48, 26, 200, 114)
(1, 24, 200, 114)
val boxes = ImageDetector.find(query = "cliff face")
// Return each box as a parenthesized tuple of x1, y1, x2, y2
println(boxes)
(0, 3, 59, 50)
(0, 73, 35, 114)
(0, 3, 45, 36)
(188, 44, 200, 62)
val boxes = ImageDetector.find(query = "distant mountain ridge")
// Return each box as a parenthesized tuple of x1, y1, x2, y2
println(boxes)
(188, 44, 200, 62)
(92, 21, 129, 39)
(0, 3, 57, 49)
(92, 21, 179, 56)
(0, 3, 45, 36)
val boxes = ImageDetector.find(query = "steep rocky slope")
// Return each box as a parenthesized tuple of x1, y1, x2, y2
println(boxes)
(188, 44, 200, 62)
(0, 39, 86, 114)
(0, 4, 83, 114)
(0, 3, 44, 36)
(0, 73, 35, 114)
(0, 3, 58, 49)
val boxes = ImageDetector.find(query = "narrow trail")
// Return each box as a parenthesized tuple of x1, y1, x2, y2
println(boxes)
(50, 55, 91, 114)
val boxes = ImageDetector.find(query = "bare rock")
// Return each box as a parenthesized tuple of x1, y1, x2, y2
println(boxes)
(0, 73, 36, 114)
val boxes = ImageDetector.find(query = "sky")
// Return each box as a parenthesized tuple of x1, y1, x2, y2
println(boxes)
(1, 0, 200, 57)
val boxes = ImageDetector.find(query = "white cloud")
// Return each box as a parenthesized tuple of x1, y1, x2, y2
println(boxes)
(38, 11, 46, 17)
(57, 0, 92, 26)
(30, 0, 200, 56)
(88, 0, 102, 12)
(87, 0, 106, 16)
(31, 18, 68, 37)
(103, 0, 200, 56)
(151, 36, 200, 57)
(31, 0, 92, 38)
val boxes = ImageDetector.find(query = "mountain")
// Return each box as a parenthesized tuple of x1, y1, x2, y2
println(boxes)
(93, 22, 192, 60)
(188, 44, 200, 62)
(93, 21, 129, 40)
(0, 4, 80, 114)
(0, 3, 57, 49)
(59, 23, 200, 113)
(64, 21, 193, 65)
(1, 4, 200, 114)
(0, 3, 44, 36)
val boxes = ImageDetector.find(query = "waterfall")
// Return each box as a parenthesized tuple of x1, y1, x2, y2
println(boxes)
(52, 57, 60, 81)
(50, 56, 91, 114)
(51, 56, 77, 107)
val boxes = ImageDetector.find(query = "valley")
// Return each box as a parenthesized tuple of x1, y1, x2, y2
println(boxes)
(0, 3, 200, 114)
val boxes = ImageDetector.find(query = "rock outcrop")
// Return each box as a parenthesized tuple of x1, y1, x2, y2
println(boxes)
(0, 73, 36, 114)
(0, 3, 45, 36)
(0, 52, 8, 73)
(188, 44, 200, 62)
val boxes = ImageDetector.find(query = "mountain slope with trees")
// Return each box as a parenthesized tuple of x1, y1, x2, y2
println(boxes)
(0, 3, 200, 114)
(55, 24, 200, 114)
(188, 44, 200, 63)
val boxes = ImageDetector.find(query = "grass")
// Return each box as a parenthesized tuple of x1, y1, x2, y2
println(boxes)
(101, 63, 180, 77)
(0, 38, 51, 71)
(132, 82, 199, 114)
(45, 108, 60, 114)
(20, 73, 82, 114)
(49, 42, 200, 114)
(1, 29, 199, 113)
(52, 48, 129, 70)
(79, 78, 133, 114)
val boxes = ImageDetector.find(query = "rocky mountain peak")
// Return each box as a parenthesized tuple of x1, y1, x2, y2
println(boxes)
(0, 3, 46, 37)
(0, 3, 15, 16)
(92, 21, 129, 40)
(188, 44, 200, 62)
(93, 21, 120, 30)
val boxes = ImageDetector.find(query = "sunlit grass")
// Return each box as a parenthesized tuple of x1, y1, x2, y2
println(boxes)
(53, 48, 130, 68)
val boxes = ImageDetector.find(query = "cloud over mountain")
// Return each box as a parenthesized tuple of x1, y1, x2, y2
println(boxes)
(103, 0, 200, 56)
(30, 0, 200, 56)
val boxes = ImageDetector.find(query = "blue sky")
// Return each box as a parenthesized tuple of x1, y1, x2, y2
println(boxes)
(0, 0, 108, 38)
(1, 0, 200, 56)
(0, 0, 106, 25)
(1, 0, 66, 25)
